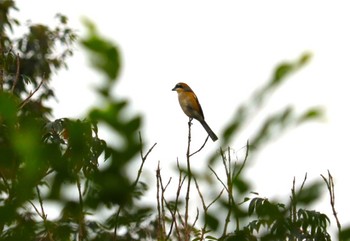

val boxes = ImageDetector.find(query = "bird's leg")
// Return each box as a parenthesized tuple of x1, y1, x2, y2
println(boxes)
(188, 118, 193, 126)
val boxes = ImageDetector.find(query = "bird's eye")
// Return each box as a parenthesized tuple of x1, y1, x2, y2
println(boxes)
(176, 84, 182, 89)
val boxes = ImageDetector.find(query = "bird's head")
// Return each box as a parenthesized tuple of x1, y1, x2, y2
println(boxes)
(172, 82, 192, 93)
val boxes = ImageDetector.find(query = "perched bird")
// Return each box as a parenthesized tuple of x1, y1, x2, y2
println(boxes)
(172, 82, 218, 142)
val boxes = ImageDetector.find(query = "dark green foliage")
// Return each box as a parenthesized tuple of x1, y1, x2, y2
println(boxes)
(0, 2, 143, 240)
(247, 197, 331, 240)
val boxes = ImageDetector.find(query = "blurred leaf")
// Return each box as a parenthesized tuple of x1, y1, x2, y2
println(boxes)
(220, 229, 257, 241)
(271, 52, 312, 87)
(232, 176, 250, 194)
(298, 52, 312, 66)
(205, 212, 220, 231)
(214, 52, 314, 165)
(272, 63, 293, 86)
(250, 106, 293, 150)
(295, 180, 323, 205)
(298, 107, 324, 124)
(222, 105, 246, 141)
(81, 18, 121, 81)
(340, 226, 350, 241)
(0, 92, 18, 124)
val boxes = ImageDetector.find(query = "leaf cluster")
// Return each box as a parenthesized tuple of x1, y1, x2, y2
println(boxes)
(0, 3, 144, 241)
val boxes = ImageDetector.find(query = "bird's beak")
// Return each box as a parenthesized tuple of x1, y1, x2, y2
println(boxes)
(172, 86, 177, 91)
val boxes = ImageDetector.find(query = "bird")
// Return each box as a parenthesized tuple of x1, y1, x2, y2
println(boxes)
(172, 82, 218, 142)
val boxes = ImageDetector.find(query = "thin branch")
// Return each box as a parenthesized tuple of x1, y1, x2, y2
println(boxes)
(184, 118, 192, 241)
(132, 132, 157, 187)
(167, 159, 186, 240)
(156, 162, 166, 240)
(221, 146, 236, 233)
(159, 170, 173, 234)
(191, 208, 200, 234)
(290, 177, 297, 224)
(193, 176, 209, 241)
(219, 144, 249, 235)
(208, 188, 225, 210)
(113, 207, 122, 241)
(299, 172, 308, 191)
(232, 140, 250, 180)
(194, 176, 207, 212)
(29, 200, 44, 220)
(190, 135, 209, 157)
(223, 148, 233, 235)
(36, 186, 46, 220)
(139, 131, 157, 161)
(18, 77, 45, 109)
(113, 133, 156, 240)
(30, 186, 54, 241)
(221, 148, 230, 179)
(209, 166, 228, 193)
(321, 170, 341, 234)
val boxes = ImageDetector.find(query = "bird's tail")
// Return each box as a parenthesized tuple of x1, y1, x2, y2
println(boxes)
(200, 120, 218, 142)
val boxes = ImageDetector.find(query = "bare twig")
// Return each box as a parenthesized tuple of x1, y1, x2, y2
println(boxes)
(190, 135, 209, 157)
(29, 200, 43, 219)
(156, 163, 162, 237)
(113, 133, 156, 240)
(157, 162, 177, 240)
(191, 208, 200, 235)
(209, 166, 228, 193)
(194, 177, 206, 212)
(113, 207, 122, 240)
(139, 131, 157, 161)
(18, 77, 45, 109)
(193, 176, 208, 241)
(159, 170, 173, 236)
(166, 159, 186, 240)
(184, 118, 193, 241)
(321, 170, 341, 234)
(290, 177, 297, 223)
(29, 186, 54, 241)
(36, 186, 46, 220)
(232, 141, 250, 180)
(132, 132, 157, 187)
(194, 174, 224, 241)
(222, 149, 233, 235)
(208, 188, 225, 210)
(299, 173, 308, 191)
(156, 162, 166, 240)
(218, 144, 250, 236)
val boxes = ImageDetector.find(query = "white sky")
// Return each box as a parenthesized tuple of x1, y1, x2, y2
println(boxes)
(15, 1, 350, 238)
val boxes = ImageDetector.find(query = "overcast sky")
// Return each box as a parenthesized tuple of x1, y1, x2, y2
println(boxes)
(15, 1, 350, 237)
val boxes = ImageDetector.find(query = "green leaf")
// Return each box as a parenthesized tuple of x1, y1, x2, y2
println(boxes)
(205, 212, 219, 231)
(272, 63, 294, 86)
(295, 180, 323, 205)
(0, 92, 18, 124)
(298, 107, 324, 124)
(340, 226, 350, 241)
(80, 18, 121, 81)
